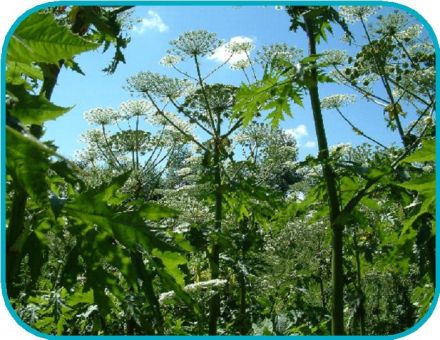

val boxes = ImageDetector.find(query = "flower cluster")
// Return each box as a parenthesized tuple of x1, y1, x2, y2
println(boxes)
(80, 129, 105, 144)
(320, 49, 348, 66)
(111, 130, 151, 153)
(169, 30, 223, 58)
(159, 54, 182, 67)
(321, 94, 356, 110)
(329, 142, 352, 154)
(256, 43, 303, 68)
(230, 59, 251, 70)
(338, 6, 381, 24)
(119, 99, 153, 119)
(83, 107, 119, 125)
(127, 71, 193, 99)
(226, 40, 254, 54)
(159, 279, 227, 304)
(396, 24, 423, 42)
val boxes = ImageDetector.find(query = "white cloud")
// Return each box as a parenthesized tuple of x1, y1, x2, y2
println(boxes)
(133, 10, 169, 34)
(304, 140, 317, 148)
(208, 36, 254, 64)
(284, 124, 309, 140)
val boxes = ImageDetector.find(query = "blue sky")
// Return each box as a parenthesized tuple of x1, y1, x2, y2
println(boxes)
(43, 5, 429, 160)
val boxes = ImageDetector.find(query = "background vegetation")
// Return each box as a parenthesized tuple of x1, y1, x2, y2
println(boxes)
(4, 5, 436, 335)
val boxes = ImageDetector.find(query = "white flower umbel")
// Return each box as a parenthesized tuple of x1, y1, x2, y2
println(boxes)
(83, 107, 119, 125)
(256, 43, 303, 68)
(330, 142, 352, 154)
(119, 99, 153, 119)
(159, 279, 227, 304)
(396, 24, 423, 42)
(226, 39, 254, 55)
(127, 71, 193, 99)
(338, 6, 381, 24)
(80, 129, 105, 144)
(321, 94, 356, 110)
(321, 49, 348, 66)
(160, 54, 182, 67)
(230, 59, 251, 70)
(169, 30, 223, 58)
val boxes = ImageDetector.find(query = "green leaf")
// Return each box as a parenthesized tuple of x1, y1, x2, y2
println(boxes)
(60, 243, 83, 289)
(300, 54, 322, 64)
(152, 258, 202, 317)
(6, 61, 43, 84)
(402, 139, 435, 163)
(400, 196, 435, 237)
(6, 127, 51, 204)
(65, 173, 182, 254)
(361, 196, 381, 211)
(67, 290, 94, 307)
(7, 12, 98, 65)
(234, 68, 302, 128)
(398, 171, 435, 236)
(84, 266, 117, 314)
(398, 173, 435, 197)
(152, 250, 187, 286)
(23, 232, 47, 283)
(64, 58, 85, 75)
(8, 84, 72, 124)
(138, 203, 178, 221)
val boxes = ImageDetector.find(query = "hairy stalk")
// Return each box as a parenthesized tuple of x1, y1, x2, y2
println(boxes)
(303, 16, 345, 335)
(208, 92, 223, 336)
(353, 230, 366, 335)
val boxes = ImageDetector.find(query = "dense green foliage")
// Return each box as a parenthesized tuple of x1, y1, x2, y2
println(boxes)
(4, 5, 435, 336)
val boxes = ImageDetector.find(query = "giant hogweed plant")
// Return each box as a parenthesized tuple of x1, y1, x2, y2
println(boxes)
(5, 8, 200, 335)
(232, 6, 435, 335)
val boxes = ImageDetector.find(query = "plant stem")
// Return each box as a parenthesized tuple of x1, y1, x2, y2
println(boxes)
(353, 230, 366, 335)
(335, 108, 388, 149)
(303, 16, 344, 335)
(6, 187, 28, 298)
(208, 104, 223, 335)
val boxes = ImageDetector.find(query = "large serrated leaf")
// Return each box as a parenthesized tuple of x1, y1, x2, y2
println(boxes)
(6, 127, 51, 204)
(7, 12, 98, 65)
(152, 250, 187, 286)
(6, 61, 43, 84)
(60, 243, 84, 289)
(23, 232, 47, 283)
(398, 173, 435, 197)
(8, 84, 72, 124)
(138, 203, 177, 221)
(402, 139, 435, 163)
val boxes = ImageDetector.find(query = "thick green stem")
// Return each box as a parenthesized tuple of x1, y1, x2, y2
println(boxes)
(238, 271, 248, 335)
(239, 235, 249, 335)
(353, 231, 366, 335)
(194, 55, 216, 131)
(135, 115, 140, 170)
(6, 188, 28, 298)
(208, 137, 222, 335)
(304, 17, 344, 335)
